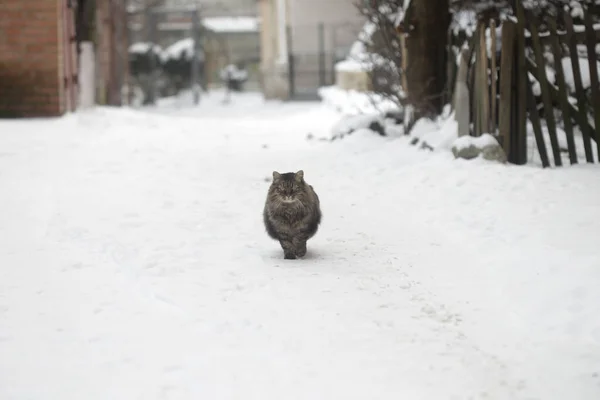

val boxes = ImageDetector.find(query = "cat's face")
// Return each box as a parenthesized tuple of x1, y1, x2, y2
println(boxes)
(270, 170, 305, 203)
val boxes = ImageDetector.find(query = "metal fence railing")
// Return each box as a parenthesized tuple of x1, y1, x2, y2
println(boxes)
(286, 22, 364, 100)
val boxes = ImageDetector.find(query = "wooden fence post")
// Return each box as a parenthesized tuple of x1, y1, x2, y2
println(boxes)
(490, 20, 498, 134)
(498, 21, 516, 158)
(455, 47, 470, 137)
(513, 1, 528, 165)
(477, 22, 490, 136)
(526, 73, 550, 167)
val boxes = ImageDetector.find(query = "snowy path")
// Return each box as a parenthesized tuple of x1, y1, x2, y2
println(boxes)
(1, 94, 599, 399)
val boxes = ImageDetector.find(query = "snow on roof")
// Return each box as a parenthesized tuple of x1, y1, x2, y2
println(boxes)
(202, 16, 258, 33)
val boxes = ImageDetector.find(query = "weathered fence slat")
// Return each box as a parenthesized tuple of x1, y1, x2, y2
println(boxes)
(526, 74, 551, 168)
(454, 47, 471, 137)
(528, 15, 562, 166)
(490, 20, 498, 134)
(564, 13, 594, 163)
(474, 24, 482, 136)
(548, 18, 578, 164)
(583, 7, 600, 160)
(526, 28, 600, 47)
(498, 21, 516, 156)
(469, 29, 480, 136)
(514, 1, 528, 164)
(446, 28, 456, 106)
(478, 22, 490, 136)
(525, 56, 596, 140)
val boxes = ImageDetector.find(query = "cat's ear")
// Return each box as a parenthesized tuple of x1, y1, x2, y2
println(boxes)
(295, 170, 304, 182)
(272, 171, 281, 180)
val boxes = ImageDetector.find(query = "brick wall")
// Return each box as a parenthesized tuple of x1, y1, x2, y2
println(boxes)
(0, 0, 65, 117)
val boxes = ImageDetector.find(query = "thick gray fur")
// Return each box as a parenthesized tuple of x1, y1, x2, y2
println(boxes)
(263, 170, 322, 259)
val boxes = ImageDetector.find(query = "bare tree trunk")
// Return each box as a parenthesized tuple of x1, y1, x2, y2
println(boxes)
(403, 0, 450, 122)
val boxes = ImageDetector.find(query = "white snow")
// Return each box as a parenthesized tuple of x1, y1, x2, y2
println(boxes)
(329, 113, 387, 140)
(562, 57, 600, 92)
(410, 110, 459, 150)
(129, 42, 163, 55)
(570, 1, 584, 19)
(318, 85, 400, 116)
(336, 21, 378, 72)
(1, 90, 600, 400)
(528, 65, 557, 97)
(394, 0, 412, 26)
(130, 39, 204, 63)
(202, 16, 258, 33)
(163, 38, 194, 61)
(485, 24, 503, 57)
(452, 9, 478, 36)
(334, 59, 371, 73)
(453, 132, 499, 151)
(219, 64, 248, 81)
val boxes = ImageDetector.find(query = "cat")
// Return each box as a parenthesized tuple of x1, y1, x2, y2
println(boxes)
(263, 170, 322, 259)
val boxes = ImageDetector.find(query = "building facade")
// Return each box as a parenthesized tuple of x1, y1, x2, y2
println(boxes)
(0, 0, 129, 118)
(0, 0, 76, 117)
(258, 0, 364, 100)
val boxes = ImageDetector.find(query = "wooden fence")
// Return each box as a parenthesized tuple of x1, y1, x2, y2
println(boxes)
(448, 2, 600, 167)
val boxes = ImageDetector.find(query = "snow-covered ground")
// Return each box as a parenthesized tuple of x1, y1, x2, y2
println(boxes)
(1, 90, 599, 400)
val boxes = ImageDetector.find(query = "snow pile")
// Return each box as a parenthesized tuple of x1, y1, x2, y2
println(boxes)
(408, 106, 459, 151)
(202, 16, 258, 33)
(318, 85, 399, 115)
(329, 114, 388, 140)
(0, 95, 600, 399)
(318, 85, 404, 140)
(453, 132, 499, 151)
(219, 64, 248, 82)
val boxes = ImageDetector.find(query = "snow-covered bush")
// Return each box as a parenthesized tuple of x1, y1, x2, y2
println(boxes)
(128, 38, 205, 103)
(162, 38, 205, 95)
(129, 42, 165, 76)
(128, 42, 167, 104)
(220, 64, 248, 92)
(344, 1, 405, 107)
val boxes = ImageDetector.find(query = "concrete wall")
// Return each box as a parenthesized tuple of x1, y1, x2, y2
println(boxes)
(258, 0, 289, 99)
(287, 0, 363, 54)
(0, 0, 65, 117)
(258, 0, 364, 99)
